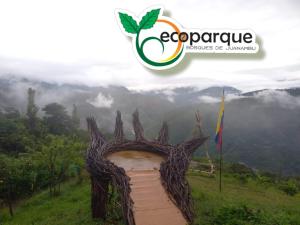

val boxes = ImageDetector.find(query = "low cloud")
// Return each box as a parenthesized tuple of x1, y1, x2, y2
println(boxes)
(198, 95, 220, 103)
(0, 77, 90, 113)
(87, 93, 114, 108)
(226, 94, 247, 102)
(162, 89, 176, 102)
(254, 90, 300, 109)
(199, 93, 246, 103)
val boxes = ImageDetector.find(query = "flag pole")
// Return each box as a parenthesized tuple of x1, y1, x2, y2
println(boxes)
(219, 89, 224, 193)
(219, 141, 222, 192)
(215, 88, 225, 193)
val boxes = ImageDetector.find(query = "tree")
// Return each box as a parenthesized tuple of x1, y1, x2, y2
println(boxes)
(0, 154, 43, 216)
(33, 135, 84, 196)
(0, 114, 30, 155)
(0, 155, 24, 216)
(26, 88, 39, 132)
(0, 155, 16, 216)
(71, 104, 80, 129)
(42, 103, 73, 135)
(3, 107, 20, 120)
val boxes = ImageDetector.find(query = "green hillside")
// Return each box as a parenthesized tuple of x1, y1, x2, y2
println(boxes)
(1, 170, 299, 225)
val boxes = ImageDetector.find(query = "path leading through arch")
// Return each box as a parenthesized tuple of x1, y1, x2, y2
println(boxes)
(107, 150, 187, 225)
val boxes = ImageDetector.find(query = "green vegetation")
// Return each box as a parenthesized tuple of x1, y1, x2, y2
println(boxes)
(190, 173, 300, 225)
(1, 86, 299, 225)
(1, 168, 299, 225)
(0, 88, 87, 217)
(0, 178, 123, 225)
(189, 160, 300, 225)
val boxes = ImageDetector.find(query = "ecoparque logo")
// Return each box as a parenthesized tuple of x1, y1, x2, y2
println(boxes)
(116, 6, 260, 70)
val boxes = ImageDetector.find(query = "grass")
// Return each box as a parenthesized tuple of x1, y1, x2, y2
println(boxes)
(1, 173, 300, 225)
(189, 172, 300, 225)
(0, 180, 122, 225)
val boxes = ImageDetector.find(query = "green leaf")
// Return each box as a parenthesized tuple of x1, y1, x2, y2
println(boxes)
(118, 12, 139, 34)
(139, 9, 160, 30)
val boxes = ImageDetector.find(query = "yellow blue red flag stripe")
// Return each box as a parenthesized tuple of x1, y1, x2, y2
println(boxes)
(215, 91, 225, 150)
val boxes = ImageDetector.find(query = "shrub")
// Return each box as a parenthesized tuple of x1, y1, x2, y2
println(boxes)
(228, 163, 255, 178)
(213, 205, 263, 225)
(279, 179, 299, 196)
(212, 204, 300, 225)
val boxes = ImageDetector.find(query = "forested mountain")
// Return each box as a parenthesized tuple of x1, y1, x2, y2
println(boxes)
(1, 76, 299, 175)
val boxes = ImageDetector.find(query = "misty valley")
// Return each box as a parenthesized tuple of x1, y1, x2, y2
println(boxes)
(0, 76, 299, 176)
(0, 76, 300, 225)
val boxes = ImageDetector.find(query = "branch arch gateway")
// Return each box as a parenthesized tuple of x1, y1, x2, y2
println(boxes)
(86, 110, 208, 225)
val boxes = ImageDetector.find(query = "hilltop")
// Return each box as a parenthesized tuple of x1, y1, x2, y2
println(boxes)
(1, 162, 299, 225)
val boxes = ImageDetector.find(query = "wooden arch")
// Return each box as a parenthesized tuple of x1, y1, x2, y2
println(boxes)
(86, 110, 208, 225)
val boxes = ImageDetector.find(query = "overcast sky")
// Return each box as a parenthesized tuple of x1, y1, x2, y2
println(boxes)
(0, 0, 299, 91)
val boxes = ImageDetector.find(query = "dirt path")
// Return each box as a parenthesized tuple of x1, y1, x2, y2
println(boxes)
(107, 150, 187, 225)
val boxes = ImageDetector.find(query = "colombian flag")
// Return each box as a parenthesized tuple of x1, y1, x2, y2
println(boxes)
(215, 91, 225, 151)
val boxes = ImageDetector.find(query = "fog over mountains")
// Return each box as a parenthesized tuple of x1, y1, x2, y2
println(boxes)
(1, 76, 300, 175)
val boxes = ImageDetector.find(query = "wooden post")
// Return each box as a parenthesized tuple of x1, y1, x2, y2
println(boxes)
(8, 184, 14, 217)
(91, 177, 108, 219)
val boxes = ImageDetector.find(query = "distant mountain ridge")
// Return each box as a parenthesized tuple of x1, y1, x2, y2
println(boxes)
(242, 87, 300, 97)
(1, 76, 300, 175)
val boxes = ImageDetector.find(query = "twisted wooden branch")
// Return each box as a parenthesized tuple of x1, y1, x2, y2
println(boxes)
(86, 110, 208, 225)
(86, 117, 134, 225)
(160, 136, 208, 223)
(114, 110, 124, 143)
(132, 110, 144, 141)
(157, 121, 169, 145)
(194, 110, 215, 175)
